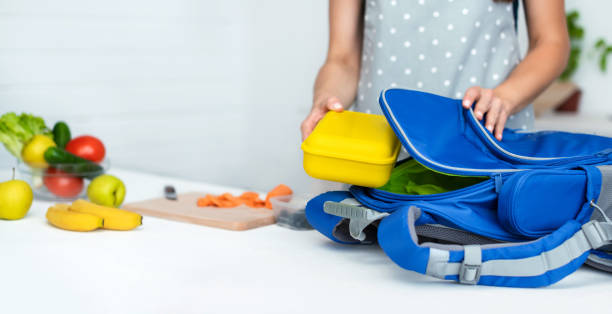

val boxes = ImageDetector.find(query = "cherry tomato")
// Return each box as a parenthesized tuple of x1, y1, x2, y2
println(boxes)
(65, 135, 106, 162)
(43, 168, 84, 198)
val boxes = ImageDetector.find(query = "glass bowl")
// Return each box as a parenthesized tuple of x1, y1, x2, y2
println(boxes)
(269, 195, 313, 230)
(16, 159, 110, 202)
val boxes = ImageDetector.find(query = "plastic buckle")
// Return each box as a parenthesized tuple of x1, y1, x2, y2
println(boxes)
(459, 263, 481, 285)
(323, 201, 389, 241)
(459, 245, 482, 285)
(582, 221, 612, 249)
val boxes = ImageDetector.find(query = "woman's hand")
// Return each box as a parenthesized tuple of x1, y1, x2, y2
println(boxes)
(301, 96, 344, 141)
(460, 0, 569, 141)
(300, 0, 363, 141)
(462, 86, 517, 141)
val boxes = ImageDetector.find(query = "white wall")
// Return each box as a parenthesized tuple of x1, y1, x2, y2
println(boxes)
(2, 1, 611, 194)
(517, 0, 612, 114)
(0, 0, 328, 193)
(563, 0, 612, 115)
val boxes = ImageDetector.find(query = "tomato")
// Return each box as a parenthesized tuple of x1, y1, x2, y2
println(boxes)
(65, 135, 106, 162)
(43, 168, 84, 198)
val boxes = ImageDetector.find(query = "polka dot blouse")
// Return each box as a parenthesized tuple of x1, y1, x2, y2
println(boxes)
(355, 0, 534, 130)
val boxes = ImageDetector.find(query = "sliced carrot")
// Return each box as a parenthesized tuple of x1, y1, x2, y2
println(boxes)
(197, 194, 215, 207)
(239, 192, 260, 200)
(196, 185, 292, 209)
(209, 196, 222, 207)
(220, 193, 239, 202)
(238, 192, 266, 207)
(265, 184, 293, 209)
(196, 198, 209, 207)
(213, 193, 238, 208)
(243, 198, 266, 208)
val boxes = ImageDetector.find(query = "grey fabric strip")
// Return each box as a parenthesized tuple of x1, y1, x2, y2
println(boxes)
(434, 223, 593, 278)
(426, 248, 450, 279)
(595, 165, 612, 222)
(404, 203, 612, 279)
(325, 201, 611, 281)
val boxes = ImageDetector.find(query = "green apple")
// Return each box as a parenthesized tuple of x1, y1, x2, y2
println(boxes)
(0, 171, 34, 220)
(87, 174, 126, 207)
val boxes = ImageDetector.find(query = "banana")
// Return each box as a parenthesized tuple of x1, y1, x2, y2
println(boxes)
(70, 199, 142, 231)
(46, 204, 103, 232)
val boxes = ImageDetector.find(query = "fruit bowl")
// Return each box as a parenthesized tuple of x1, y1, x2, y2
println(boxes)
(16, 160, 109, 201)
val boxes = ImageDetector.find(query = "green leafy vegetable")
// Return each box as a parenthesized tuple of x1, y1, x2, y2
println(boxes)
(0, 112, 52, 160)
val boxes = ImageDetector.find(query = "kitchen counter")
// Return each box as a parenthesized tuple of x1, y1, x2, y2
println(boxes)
(535, 112, 612, 136)
(1, 168, 610, 314)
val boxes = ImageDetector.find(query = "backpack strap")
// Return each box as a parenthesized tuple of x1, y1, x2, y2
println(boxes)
(377, 205, 612, 287)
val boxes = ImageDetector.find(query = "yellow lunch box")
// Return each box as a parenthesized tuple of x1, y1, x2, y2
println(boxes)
(301, 111, 401, 188)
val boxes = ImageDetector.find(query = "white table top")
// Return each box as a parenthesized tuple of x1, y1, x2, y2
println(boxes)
(1, 168, 610, 314)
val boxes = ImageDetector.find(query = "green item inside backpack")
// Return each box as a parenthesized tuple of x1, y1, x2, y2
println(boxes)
(378, 159, 487, 195)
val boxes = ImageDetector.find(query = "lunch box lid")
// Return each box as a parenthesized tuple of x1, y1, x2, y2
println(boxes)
(301, 111, 401, 165)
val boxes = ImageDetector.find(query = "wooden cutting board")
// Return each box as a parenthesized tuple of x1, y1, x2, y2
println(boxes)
(123, 192, 276, 231)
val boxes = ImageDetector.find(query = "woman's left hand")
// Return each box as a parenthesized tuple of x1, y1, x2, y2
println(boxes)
(462, 86, 516, 141)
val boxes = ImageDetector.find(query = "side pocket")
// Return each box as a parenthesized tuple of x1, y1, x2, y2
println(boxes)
(497, 169, 589, 238)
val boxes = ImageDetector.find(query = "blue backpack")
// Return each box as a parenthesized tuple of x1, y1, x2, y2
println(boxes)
(306, 89, 612, 288)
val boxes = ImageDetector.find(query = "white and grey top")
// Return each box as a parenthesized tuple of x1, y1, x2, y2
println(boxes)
(355, 0, 534, 130)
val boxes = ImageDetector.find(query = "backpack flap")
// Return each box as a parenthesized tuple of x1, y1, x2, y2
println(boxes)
(378, 88, 612, 177)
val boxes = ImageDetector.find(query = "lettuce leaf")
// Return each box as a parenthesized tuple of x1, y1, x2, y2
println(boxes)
(20, 113, 50, 137)
(0, 112, 52, 160)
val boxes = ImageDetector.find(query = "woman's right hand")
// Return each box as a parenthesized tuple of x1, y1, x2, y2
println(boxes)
(301, 0, 363, 141)
(300, 96, 344, 141)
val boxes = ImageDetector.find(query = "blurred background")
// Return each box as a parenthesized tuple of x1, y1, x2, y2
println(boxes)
(1, 0, 611, 193)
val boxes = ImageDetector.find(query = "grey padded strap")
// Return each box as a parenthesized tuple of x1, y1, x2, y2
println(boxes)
(323, 201, 612, 283)
(410, 205, 612, 284)
(582, 220, 612, 249)
(323, 201, 389, 241)
(594, 165, 612, 222)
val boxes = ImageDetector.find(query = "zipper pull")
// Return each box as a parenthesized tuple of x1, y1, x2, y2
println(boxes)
(493, 173, 503, 193)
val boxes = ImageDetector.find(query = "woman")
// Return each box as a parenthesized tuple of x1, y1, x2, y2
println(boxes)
(301, 0, 569, 142)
